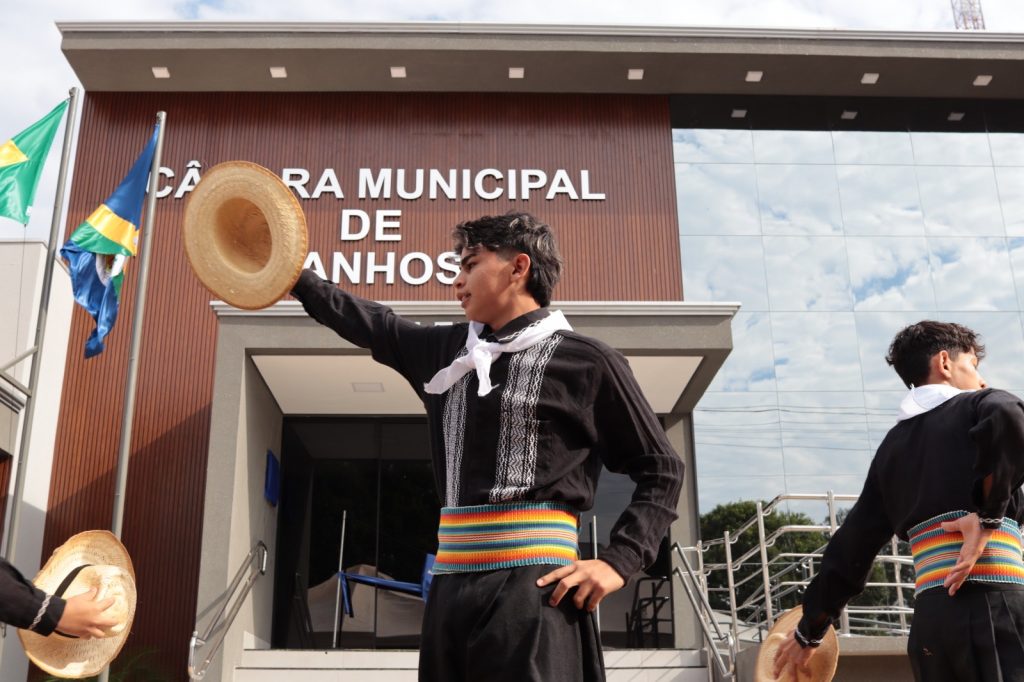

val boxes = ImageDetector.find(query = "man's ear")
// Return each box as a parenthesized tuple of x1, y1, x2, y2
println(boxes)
(935, 350, 953, 379)
(511, 253, 531, 280)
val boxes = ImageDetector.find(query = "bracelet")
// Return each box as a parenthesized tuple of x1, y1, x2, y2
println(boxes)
(28, 594, 51, 632)
(794, 627, 823, 648)
(980, 517, 1003, 529)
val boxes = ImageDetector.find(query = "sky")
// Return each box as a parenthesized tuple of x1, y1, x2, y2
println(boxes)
(3, 0, 1024, 242)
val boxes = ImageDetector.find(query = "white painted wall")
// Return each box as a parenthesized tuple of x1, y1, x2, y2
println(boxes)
(0, 240, 74, 681)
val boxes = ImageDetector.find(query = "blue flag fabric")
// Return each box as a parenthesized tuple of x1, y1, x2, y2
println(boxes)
(61, 124, 159, 358)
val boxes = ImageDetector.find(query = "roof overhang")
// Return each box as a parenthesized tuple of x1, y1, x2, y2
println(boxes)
(57, 22, 1024, 99)
(214, 299, 739, 416)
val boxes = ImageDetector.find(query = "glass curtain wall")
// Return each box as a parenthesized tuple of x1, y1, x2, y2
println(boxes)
(675, 121, 1024, 518)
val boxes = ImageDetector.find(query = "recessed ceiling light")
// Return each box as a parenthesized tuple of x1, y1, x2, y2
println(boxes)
(509, 67, 525, 79)
(841, 110, 858, 120)
(351, 382, 385, 393)
(948, 111, 965, 122)
(745, 70, 763, 83)
(627, 68, 644, 81)
(151, 66, 170, 79)
(731, 109, 747, 119)
(390, 66, 407, 78)
(974, 74, 993, 86)
(861, 72, 880, 85)
(269, 66, 287, 79)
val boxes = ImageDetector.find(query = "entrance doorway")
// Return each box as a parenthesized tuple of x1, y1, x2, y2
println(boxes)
(271, 417, 439, 649)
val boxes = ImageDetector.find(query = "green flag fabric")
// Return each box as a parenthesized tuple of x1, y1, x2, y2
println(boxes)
(0, 100, 68, 225)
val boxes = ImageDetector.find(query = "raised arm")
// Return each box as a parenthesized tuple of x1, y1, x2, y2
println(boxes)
(291, 270, 456, 388)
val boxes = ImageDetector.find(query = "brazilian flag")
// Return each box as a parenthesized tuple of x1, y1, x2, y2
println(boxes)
(61, 123, 159, 358)
(0, 100, 68, 224)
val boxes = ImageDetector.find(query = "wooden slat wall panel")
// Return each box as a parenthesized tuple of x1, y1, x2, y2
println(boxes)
(42, 92, 679, 679)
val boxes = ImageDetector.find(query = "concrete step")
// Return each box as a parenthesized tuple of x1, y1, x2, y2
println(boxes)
(234, 648, 709, 682)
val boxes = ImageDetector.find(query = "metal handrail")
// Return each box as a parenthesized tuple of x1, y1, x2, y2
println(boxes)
(672, 543, 736, 679)
(694, 490, 917, 645)
(188, 541, 268, 680)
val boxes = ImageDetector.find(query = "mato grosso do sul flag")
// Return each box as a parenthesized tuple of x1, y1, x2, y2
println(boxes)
(61, 123, 160, 358)
(0, 100, 68, 224)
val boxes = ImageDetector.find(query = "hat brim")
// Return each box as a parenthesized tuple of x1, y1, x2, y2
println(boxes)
(183, 161, 308, 310)
(19, 531, 136, 679)
(754, 607, 839, 682)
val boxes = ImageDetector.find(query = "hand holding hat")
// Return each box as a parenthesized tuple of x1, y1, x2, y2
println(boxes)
(183, 161, 308, 310)
(19, 531, 137, 679)
(755, 606, 838, 682)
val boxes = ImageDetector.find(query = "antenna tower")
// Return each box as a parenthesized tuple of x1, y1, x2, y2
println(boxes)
(951, 0, 986, 30)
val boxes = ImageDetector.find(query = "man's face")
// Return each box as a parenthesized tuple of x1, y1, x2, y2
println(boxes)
(947, 349, 987, 390)
(453, 246, 516, 327)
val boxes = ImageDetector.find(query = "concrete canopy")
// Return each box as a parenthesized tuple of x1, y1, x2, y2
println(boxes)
(57, 22, 1024, 99)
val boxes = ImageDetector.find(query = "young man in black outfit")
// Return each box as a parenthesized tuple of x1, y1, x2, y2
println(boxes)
(774, 321, 1024, 681)
(291, 212, 684, 681)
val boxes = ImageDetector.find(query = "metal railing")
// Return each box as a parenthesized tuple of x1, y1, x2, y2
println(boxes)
(188, 540, 268, 680)
(676, 491, 915, 677)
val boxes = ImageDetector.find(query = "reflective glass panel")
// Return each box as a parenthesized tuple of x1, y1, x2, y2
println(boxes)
(832, 131, 914, 165)
(1008, 238, 1024, 310)
(863, 391, 905, 450)
(672, 128, 755, 163)
(694, 392, 784, 480)
(757, 165, 843, 235)
(680, 236, 769, 310)
(836, 165, 925, 236)
(763, 236, 853, 311)
(996, 167, 1024, 236)
(771, 312, 863, 391)
(989, 133, 1024, 166)
(928, 237, 1017, 311)
(698, 476, 789, 514)
(912, 132, 993, 166)
(855, 312, 933, 391)
(706, 312, 777, 392)
(778, 392, 872, 477)
(677, 164, 761, 235)
(753, 130, 835, 164)
(846, 237, 936, 312)
(917, 166, 1005, 236)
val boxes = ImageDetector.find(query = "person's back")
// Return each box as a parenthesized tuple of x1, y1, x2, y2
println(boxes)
(873, 389, 1024, 541)
(773, 320, 1024, 682)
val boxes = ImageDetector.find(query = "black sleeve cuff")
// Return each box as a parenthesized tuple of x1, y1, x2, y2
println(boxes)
(796, 612, 831, 646)
(599, 545, 642, 583)
(291, 268, 320, 297)
(32, 595, 66, 636)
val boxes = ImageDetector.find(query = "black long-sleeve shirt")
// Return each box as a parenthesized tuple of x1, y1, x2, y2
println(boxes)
(799, 388, 1024, 639)
(291, 270, 684, 580)
(0, 559, 64, 635)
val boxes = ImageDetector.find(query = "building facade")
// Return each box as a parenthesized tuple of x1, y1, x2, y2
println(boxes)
(3, 21, 1024, 682)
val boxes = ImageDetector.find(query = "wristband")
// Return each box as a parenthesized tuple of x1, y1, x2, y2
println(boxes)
(794, 626, 823, 648)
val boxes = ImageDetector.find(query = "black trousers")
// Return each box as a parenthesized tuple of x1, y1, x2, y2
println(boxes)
(419, 564, 605, 682)
(909, 584, 1024, 682)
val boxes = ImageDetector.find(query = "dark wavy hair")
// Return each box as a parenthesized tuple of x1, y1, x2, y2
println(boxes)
(452, 212, 563, 307)
(885, 320, 986, 388)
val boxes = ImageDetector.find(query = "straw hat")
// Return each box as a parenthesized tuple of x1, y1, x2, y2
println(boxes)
(19, 531, 136, 679)
(754, 606, 839, 682)
(183, 161, 308, 310)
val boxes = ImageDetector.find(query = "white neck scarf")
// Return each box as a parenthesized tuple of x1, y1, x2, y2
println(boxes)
(424, 310, 573, 397)
(896, 384, 973, 422)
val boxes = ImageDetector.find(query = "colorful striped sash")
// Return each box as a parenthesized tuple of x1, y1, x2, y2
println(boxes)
(433, 501, 580, 574)
(908, 510, 1024, 594)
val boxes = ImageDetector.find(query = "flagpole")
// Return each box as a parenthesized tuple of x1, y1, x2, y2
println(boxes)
(110, 111, 166, 538)
(1, 87, 79, 566)
(96, 111, 165, 682)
